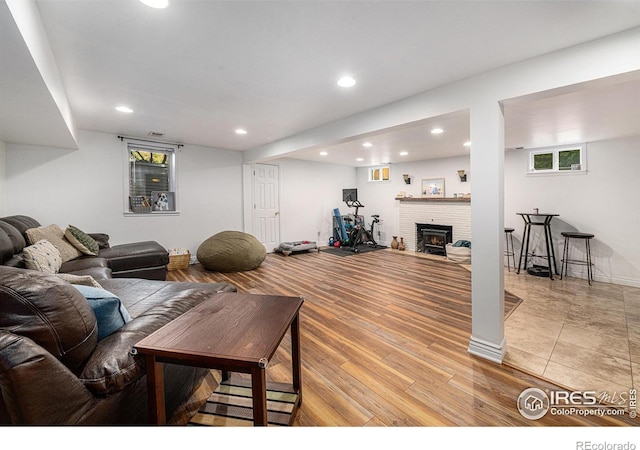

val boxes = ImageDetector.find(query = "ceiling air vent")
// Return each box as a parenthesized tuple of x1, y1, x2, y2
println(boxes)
(148, 131, 164, 137)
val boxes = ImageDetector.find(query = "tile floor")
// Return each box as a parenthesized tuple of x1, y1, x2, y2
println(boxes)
(503, 268, 640, 397)
(397, 249, 639, 397)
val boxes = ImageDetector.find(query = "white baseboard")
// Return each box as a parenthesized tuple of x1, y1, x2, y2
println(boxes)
(563, 268, 640, 288)
(504, 264, 640, 288)
(468, 336, 507, 364)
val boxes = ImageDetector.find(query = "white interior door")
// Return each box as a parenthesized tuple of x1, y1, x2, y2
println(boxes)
(252, 164, 280, 252)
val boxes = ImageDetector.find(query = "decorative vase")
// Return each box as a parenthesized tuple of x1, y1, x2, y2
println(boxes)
(398, 237, 406, 251)
(391, 236, 399, 250)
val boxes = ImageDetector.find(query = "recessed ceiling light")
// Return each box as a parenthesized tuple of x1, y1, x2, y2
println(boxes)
(235, 128, 247, 135)
(115, 106, 133, 113)
(337, 76, 356, 88)
(320, 151, 328, 156)
(431, 128, 444, 134)
(362, 142, 372, 148)
(463, 141, 471, 147)
(140, 0, 169, 9)
(356, 157, 364, 162)
(399, 151, 408, 156)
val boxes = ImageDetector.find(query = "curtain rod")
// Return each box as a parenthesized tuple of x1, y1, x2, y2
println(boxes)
(117, 135, 184, 148)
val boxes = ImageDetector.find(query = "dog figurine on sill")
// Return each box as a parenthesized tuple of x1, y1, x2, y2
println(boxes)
(155, 192, 169, 211)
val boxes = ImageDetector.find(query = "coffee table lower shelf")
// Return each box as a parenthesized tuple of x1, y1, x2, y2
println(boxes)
(189, 376, 301, 427)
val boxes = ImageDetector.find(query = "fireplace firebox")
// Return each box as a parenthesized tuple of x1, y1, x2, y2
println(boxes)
(415, 223, 453, 255)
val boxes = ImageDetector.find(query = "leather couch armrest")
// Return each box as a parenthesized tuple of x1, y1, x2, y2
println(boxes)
(0, 331, 96, 425)
(79, 326, 149, 396)
(88, 233, 110, 249)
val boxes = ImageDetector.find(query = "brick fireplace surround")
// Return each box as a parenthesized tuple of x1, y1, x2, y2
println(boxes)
(397, 198, 471, 252)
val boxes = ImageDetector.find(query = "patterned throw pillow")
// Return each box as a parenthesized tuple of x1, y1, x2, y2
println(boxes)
(23, 239, 63, 274)
(65, 225, 99, 256)
(25, 224, 82, 262)
(55, 273, 102, 288)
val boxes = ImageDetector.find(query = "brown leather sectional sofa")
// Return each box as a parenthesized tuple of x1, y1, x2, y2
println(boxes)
(0, 215, 169, 280)
(0, 216, 238, 424)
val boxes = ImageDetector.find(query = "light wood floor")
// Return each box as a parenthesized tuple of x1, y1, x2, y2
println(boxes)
(168, 248, 635, 426)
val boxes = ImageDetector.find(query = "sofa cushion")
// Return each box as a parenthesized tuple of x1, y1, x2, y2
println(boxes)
(72, 285, 132, 340)
(88, 233, 110, 249)
(0, 221, 26, 254)
(99, 241, 169, 273)
(0, 228, 14, 265)
(26, 224, 82, 262)
(77, 279, 237, 396)
(23, 240, 63, 274)
(65, 225, 99, 256)
(0, 215, 41, 237)
(0, 266, 98, 373)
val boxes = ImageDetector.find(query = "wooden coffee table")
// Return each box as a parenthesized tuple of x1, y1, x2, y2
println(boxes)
(134, 292, 304, 426)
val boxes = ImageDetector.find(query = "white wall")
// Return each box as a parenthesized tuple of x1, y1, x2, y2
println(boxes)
(355, 155, 471, 245)
(275, 158, 356, 246)
(0, 139, 6, 216)
(505, 135, 640, 286)
(4, 138, 354, 254)
(5, 130, 244, 255)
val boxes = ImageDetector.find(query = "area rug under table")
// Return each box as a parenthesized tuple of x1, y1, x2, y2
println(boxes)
(189, 376, 299, 427)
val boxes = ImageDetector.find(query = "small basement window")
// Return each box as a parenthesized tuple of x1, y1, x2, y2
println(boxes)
(368, 165, 390, 182)
(528, 144, 586, 174)
(122, 138, 179, 214)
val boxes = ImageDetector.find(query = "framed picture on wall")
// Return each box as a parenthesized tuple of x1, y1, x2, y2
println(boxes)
(421, 178, 445, 198)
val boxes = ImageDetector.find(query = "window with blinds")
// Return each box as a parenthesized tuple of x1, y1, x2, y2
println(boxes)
(125, 140, 178, 213)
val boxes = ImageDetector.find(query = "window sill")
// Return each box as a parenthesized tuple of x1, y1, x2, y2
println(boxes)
(526, 170, 587, 177)
(395, 197, 470, 202)
(124, 211, 180, 217)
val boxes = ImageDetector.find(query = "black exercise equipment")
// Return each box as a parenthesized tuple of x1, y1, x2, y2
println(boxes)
(345, 199, 380, 252)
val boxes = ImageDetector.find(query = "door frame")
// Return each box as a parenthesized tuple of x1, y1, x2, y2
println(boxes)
(242, 163, 281, 252)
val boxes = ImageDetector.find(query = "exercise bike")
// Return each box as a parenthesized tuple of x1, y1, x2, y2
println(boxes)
(345, 199, 380, 252)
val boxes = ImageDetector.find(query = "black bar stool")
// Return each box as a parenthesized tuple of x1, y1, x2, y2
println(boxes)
(560, 232, 595, 285)
(504, 228, 516, 272)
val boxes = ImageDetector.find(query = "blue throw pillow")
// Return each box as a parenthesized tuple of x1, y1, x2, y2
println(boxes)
(72, 284, 132, 340)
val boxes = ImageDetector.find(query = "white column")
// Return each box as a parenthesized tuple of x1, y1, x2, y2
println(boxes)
(467, 100, 506, 363)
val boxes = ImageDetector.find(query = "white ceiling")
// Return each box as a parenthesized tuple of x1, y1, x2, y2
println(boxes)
(1, 0, 640, 166)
